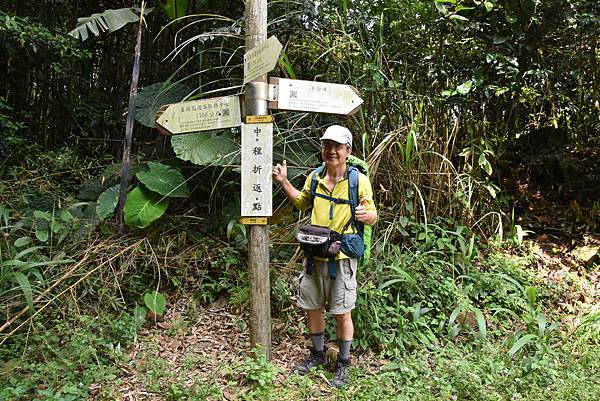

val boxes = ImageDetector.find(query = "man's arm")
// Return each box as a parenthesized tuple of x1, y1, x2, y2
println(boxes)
(272, 160, 300, 202)
(355, 197, 377, 225)
(355, 174, 377, 225)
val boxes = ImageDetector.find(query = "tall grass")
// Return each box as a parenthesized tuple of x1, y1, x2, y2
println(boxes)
(276, 5, 505, 242)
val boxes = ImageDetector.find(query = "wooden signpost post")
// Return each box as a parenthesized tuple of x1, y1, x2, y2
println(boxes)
(155, 0, 363, 359)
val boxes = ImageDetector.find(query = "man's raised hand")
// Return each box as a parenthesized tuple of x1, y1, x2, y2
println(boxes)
(272, 159, 288, 184)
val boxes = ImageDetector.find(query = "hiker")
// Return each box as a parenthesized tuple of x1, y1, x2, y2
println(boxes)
(272, 125, 377, 388)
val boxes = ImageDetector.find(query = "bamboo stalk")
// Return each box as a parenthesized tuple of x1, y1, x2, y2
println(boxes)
(116, 2, 146, 230)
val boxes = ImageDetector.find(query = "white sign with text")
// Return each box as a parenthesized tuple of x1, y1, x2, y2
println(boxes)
(241, 122, 273, 216)
(243, 36, 283, 83)
(269, 78, 363, 115)
(155, 96, 241, 135)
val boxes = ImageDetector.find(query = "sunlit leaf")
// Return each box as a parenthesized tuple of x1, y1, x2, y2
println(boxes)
(473, 69, 484, 86)
(160, 0, 189, 20)
(144, 291, 166, 315)
(525, 286, 536, 306)
(124, 186, 170, 229)
(14, 237, 32, 247)
(171, 130, 238, 166)
(13, 272, 34, 315)
(493, 35, 510, 44)
(68, 8, 152, 41)
(435, 2, 448, 15)
(449, 14, 469, 22)
(509, 334, 536, 357)
(35, 227, 48, 243)
(136, 162, 189, 198)
(456, 81, 473, 95)
(473, 308, 487, 340)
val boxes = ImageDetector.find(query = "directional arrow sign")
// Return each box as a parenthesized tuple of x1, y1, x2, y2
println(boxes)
(244, 36, 283, 83)
(155, 95, 241, 135)
(268, 77, 363, 115)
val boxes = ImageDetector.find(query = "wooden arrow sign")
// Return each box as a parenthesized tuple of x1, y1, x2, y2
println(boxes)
(268, 77, 363, 115)
(155, 96, 241, 135)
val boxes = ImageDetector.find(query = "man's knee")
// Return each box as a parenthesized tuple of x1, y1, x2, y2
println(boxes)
(334, 312, 353, 325)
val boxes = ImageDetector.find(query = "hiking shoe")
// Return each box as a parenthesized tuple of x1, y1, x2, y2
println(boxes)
(332, 357, 350, 388)
(293, 347, 328, 375)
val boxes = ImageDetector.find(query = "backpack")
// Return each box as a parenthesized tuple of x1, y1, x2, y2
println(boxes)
(309, 155, 372, 266)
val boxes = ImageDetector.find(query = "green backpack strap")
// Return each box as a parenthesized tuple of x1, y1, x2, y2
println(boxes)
(347, 155, 373, 266)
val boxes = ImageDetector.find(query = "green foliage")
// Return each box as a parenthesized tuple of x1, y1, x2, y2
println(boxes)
(574, 307, 600, 346)
(190, 244, 246, 307)
(121, 161, 190, 228)
(352, 218, 564, 359)
(96, 184, 120, 220)
(235, 347, 282, 389)
(135, 82, 194, 128)
(171, 130, 239, 166)
(144, 291, 167, 315)
(0, 204, 87, 314)
(124, 186, 170, 229)
(0, 98, 25, 168)
(0, 309, 146, 400)
(136, 161, 189, 198)
(159, 0, 190, 20)
(68, 8, 152, 41)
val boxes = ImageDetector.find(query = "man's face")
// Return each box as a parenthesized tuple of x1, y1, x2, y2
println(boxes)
(321, 139, 351, 169)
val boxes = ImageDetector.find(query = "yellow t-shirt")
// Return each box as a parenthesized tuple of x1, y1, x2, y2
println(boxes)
(293, 167, 377, 259)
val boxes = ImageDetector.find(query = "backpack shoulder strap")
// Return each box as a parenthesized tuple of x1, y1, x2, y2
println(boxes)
(344, 166, 364, 236)
(310, 164, 326, 205)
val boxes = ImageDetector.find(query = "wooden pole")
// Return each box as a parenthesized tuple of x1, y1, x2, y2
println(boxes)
(116, 3, 146, 230)
(244, 0, 272, 358)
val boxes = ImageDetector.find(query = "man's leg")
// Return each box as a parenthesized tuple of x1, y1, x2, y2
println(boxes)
(294, 261, 329, 374)
(335, 312, 354, 358)
(294, 308, 329, 374)
(332, 312, 353, 388)
(329, 258, 357, 388)
(307, 308, 326, 351)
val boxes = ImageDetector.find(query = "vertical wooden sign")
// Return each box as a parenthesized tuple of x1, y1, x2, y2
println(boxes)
(241, 122, 273, 216)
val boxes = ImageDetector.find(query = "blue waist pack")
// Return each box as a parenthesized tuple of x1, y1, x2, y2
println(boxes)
(341, 233, 365, 258)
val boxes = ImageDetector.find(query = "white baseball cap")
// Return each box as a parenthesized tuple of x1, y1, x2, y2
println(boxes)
(320, 125, 352, 147)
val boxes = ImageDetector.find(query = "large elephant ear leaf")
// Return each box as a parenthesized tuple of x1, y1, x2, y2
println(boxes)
(124, 186, 170, 229)
(171, 130, 239, 166)
(135, 82, 194, 128)
(68, 8, 151, 41)
(136, 162, 189, 198)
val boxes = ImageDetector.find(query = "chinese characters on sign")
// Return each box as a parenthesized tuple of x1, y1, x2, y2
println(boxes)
(155, 96, 241, 135)
(268, 78, 363, 115)
(243, 36, 283, 83)
(241, 122, 273, 216)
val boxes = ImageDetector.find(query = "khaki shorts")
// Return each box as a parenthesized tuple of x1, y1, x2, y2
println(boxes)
(297, 258, 358, 315)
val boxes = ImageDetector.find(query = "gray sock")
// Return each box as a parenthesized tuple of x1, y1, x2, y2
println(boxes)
(338, 339, 352, 361)
(311, 332, 325, 352)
